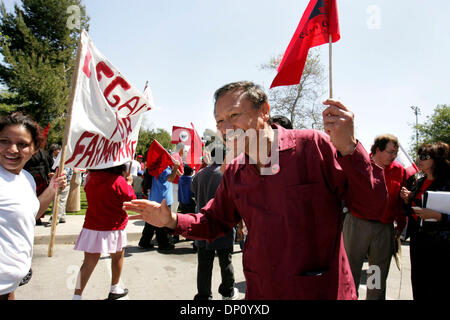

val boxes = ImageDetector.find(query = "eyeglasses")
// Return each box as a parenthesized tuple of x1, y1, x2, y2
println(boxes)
(0, 138, 31, 151)
(384, 150, 398, 156)
(418, 154, 432, 161)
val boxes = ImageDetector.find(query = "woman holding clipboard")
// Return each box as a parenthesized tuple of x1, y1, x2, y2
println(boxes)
(400, 142, 450, 300)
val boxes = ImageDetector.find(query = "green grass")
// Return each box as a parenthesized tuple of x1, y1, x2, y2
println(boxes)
(44, 187, 87, 216)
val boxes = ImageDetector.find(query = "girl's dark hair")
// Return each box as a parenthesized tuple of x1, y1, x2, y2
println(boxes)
(418, 142, 449, 179)
(0, 112, 44, 149)
(89, 164, 127, 175)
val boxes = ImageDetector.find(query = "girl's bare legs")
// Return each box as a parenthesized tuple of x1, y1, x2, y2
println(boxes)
(110, 249, 125, 287)
(74, 252, 101, 296)
(107, 249, 128, 298)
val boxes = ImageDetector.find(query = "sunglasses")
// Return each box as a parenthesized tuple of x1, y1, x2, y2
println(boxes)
(418, 154, 432, 161)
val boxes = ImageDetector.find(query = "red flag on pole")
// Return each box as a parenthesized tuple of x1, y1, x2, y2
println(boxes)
(146, 139, 175, 177)
(186, 123, 204, 172)
(270, 0, 340, 89)
(171, 126, 193, 146)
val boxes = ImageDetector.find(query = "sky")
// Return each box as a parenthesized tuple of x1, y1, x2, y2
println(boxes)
(3, 0, 450, 152)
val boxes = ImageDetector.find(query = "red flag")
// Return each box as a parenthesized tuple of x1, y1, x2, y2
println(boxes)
(186, 123, 204, 172)
(42, 123, 51, 141)
(171, 126, 193, 145)
(396, 144, 419, 179)
(146, 140, 175, 177)
(271, 0, 340, 88)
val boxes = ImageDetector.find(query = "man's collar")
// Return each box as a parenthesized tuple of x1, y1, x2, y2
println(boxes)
(272, 123, 296, 151)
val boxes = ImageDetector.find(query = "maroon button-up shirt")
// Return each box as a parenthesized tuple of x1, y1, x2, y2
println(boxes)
(174, 126, 388, 299)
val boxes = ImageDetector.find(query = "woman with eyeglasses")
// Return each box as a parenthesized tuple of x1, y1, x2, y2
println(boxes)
(400, 141, 450, 300)
(0, 112, 67, 300)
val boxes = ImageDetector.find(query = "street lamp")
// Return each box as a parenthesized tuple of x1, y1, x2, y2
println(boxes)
(410, 106, 421, 150)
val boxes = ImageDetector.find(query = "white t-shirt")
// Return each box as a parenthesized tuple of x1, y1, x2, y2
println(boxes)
(130, 160, 141, 177)
(0, 166, 39, 295)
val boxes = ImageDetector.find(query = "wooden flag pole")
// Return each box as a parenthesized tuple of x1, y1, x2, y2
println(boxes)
(48, 30, 84, 257)
(329, 34, 333, 99)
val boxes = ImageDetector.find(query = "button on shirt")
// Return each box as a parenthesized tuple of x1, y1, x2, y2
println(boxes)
(174, 126, 388, 300)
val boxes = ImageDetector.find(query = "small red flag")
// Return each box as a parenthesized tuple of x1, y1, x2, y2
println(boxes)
(271, 0, 340, 88)
(171, 126, 193, 145)
(146, 140, 175, 177)
(186, 123, 204, 172)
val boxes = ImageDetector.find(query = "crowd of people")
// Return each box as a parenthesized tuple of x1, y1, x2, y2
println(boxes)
(0, 81, 449, 300)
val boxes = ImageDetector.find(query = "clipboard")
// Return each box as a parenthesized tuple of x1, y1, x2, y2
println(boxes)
(422, 191, 450, 222)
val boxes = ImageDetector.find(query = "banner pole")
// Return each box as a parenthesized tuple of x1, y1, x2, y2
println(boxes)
(48, 30, 84, 257)
(329, 34, 333, 99)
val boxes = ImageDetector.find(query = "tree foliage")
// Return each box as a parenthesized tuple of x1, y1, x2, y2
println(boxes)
(417, 105, 450, 145)
(137, 128, 173, 158)
(0, 0, 89, 145)
(261, 49, 326, 130)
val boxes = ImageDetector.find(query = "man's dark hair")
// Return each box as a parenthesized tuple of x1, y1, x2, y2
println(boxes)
(183, 164, 194, 176)
(213, 81, 268, 115)
(269, 115, 293, 129)
(48, 144, 61, 155)
(370, 134, 398, 155)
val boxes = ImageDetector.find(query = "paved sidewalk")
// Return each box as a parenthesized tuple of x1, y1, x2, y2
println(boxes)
(26, 215, 412, 300)
(34, 215, 144, 245)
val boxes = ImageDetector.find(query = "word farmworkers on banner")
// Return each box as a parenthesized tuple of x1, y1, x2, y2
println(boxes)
(64, 29, 154, 169)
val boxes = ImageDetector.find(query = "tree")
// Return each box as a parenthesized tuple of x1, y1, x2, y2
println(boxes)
(0, 0, 89, 145)
(0, 89, 18, 115)
(137, 128, 173, 157)
(417, 105, 450, 144)
(260, 48, 326, 130)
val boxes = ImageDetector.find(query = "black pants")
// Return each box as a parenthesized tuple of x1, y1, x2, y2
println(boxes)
(139, 204, 171, 248)
(178, 202, 196, 214)
(139, 223, 171, 248)
(410, 230, 450, 300)
(194, 246, 235, 300)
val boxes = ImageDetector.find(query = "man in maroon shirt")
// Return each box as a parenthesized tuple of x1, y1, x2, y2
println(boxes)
(124, 81, 388, 300)
(343, 134, 406, 300)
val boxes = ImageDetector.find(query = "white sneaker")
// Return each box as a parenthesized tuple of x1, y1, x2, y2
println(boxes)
(222, 287, 239, 300)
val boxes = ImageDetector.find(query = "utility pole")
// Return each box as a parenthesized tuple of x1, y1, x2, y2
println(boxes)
(410, 106, 421, 150)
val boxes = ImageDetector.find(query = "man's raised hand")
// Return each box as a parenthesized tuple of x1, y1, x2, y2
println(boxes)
(322, 99, 357, 156)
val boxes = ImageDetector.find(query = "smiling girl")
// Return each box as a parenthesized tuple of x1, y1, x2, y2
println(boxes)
(0, 112, 67, 300)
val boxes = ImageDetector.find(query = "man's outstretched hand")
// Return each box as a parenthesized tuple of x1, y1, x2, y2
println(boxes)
(123, 199, 178, 230)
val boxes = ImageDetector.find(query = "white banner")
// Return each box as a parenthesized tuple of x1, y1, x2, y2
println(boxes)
(64, 29, 153, 169)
